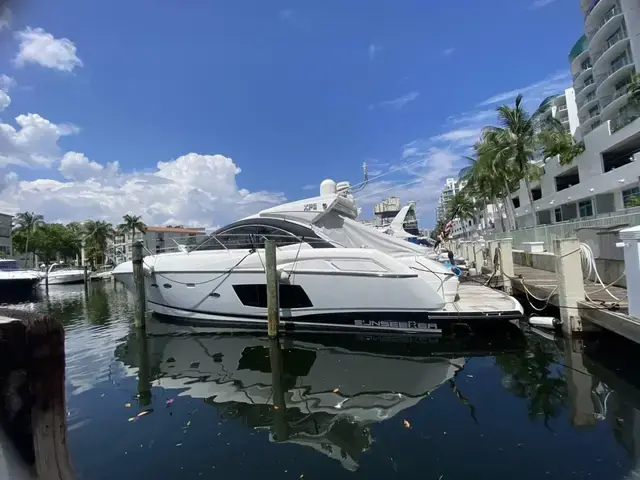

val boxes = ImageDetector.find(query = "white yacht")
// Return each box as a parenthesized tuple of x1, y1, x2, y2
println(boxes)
(45, 263, 86, 285)
(89, 265, 114, 281)
(0, 259, 42, 294)
(113, 180, 524, 333)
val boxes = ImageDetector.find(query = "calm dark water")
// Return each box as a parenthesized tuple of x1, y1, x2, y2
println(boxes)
(4, 282, 640, 479)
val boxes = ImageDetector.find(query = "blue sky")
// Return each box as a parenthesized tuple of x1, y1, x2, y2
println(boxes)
(0, 0, 584, 228)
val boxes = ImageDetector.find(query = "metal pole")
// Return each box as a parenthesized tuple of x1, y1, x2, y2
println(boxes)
(132, 241, 146, 329)
(265, 239, 280, 337)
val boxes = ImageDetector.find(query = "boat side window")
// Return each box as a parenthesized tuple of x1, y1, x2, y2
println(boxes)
(252, 225, 301, 248)
(0, 261, 19, 271)
(214, 226, 258, 250)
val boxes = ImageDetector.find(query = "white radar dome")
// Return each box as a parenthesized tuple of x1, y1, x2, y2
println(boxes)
(320, 179, 337, 196)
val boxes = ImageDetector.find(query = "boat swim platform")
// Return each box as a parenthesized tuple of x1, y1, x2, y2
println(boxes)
(445, 283, 522, 316)
(476, 264, 640, 344)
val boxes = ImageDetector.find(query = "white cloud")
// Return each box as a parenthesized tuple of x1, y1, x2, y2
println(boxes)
(368, 43, 382, 61)
(371, 91, 420, 111)
(0, 75, 16, 112)
(357, 148, 460, 219)
(443, 47, 455, 56)
(0, 153, 287, 227)
(59, 152, 119, 181)
(14, 27, 83, 72)
(449, 109, 496, 126)
(478, 70, 570, 106)
(531, 0, 559, 8)
(0, 91, 10, 111)
(431, 128, 482, 147)
(0, 113, 79, 168)
(301, 184, 317, 191)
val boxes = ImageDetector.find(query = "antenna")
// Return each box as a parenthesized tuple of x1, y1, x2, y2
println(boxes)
(350, 162, 369, 193)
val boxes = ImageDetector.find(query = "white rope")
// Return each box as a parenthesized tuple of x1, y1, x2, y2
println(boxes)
(579, 242, 624, 302)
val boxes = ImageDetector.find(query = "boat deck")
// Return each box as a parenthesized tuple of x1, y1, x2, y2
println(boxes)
(444, 283, 521, 314)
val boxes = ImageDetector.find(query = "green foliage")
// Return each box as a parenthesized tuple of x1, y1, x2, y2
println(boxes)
(83, 220, 115, 265)
(627, 195, 640, 208)
(30, 223, 81, 264)
(118, 214, 147, 245)
(538, 129, 585, 166)
(495, 336, 568, 425)
(628, 73, 640, 106)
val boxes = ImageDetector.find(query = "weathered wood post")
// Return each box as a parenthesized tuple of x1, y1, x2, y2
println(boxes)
(136, 328, 152, 406)
(132, 241, 146, 329)
(488, 240, 498, 272)
(553, 238, 586, 336)
(497, 238, 514, 295)
(269, 338, 289, 441)
(265, 239, 280, 337)
(0, 309, 74, 479)
(83, 265, 89, 291)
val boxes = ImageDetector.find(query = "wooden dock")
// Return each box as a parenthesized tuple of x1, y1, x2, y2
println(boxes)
(451, 237, 638, 343)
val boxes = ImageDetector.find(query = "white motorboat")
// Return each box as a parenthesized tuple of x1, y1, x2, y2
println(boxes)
(0, 259, 42, 295)
(89, 265, 114, 281)
(113, 179, 524, 333)
(45, 263, 86, 285)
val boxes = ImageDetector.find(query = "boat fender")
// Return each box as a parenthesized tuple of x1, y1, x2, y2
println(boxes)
(528, 316, 561, 329)
(143, 265, 154, 277)
(277, 269, 290, 283)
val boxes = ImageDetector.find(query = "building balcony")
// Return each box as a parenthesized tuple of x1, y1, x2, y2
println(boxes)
(596, 58, 634, 95)
(573, 66, 594, 86)
(599, 88, 630, 122)
(592, 26, 628, 72)
(578, 91, 599, 116)
(575, 78, 596, 101)
(586, 0, 621, 41)
(570, 35, 591, 73)
(611, 107, 640, 133)
(581, 111, 602, 133)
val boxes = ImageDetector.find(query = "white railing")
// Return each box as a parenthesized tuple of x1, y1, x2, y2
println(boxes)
(484, 208, 640, 250)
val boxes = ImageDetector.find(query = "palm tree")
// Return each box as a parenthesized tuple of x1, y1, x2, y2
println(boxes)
(446, 192, 475, 238)
(485, 94, 540, 227)
(118, 214, 147, 250)
(537, 129, 585, 166)
(13, 211, 44, 267)
(83, 220, 115, 265)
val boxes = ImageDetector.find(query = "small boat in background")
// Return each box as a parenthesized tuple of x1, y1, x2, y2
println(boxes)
(90, 265, 114, 281)
(46, 263, 86, 285)
(0, 259, 42, 295)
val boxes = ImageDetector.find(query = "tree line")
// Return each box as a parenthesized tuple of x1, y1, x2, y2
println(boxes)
(434, 74, 640, 238)
(11, 213, 147, 266)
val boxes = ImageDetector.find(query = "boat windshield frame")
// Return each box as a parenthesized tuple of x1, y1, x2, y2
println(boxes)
(0, 260, 21, 271)
(189, 217, 336, 252)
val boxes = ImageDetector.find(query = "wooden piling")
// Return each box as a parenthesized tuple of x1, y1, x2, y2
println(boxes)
(265, 239, 280, 337)
(136, 329, 151, 406)
(132, 241, 147, 329)
(83, 266, 89, 291)
(0, 308, 74, 479)
(553, 238, 586, 336)
(268, 338, 289, 441)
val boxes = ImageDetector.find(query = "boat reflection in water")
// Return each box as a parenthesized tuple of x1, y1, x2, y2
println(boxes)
(120, 319, 526, 471)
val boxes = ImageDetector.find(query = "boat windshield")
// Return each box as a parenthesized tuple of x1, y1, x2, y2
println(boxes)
(49, 263, 75, 272)
(0, 260, 20, 271)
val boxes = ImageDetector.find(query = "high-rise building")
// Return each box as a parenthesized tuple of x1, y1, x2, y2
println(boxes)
(538, 89, 581, 136)
(435, 178, 459, 222)
(508, 0, 640, 229)
(571, 0, 640, 137)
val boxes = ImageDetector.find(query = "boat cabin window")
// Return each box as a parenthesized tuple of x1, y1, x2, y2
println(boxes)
(49, 263, 73, 272)
(195, 219, 335, 250)
(0, 260, 20, 271)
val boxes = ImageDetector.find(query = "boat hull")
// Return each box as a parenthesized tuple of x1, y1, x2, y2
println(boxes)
(0, 277, 42, 296)
(46, 273, 86, 285)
